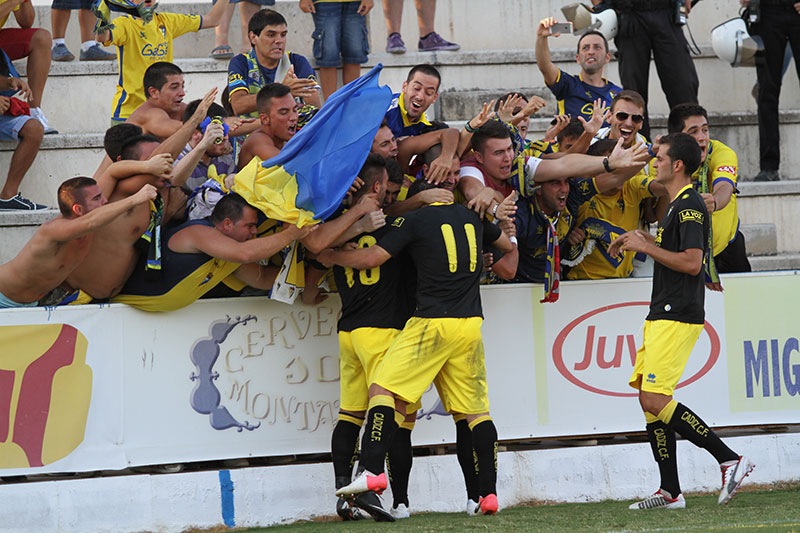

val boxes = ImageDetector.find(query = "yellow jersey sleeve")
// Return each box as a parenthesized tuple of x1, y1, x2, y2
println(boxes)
(160, 12, 202, 39)
(707, 139, 739, 254)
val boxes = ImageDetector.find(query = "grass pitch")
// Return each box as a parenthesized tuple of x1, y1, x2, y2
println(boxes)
(246, 484, 800, 532)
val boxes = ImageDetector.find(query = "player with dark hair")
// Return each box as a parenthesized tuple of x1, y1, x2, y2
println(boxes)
(609, 133, 753, 510)
(320, 172, 514, 517)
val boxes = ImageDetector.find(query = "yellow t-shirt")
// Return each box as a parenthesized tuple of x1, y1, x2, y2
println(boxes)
(567, 172, 655, 280)
(692, 139, 739, 256)
(104, 12, 202, 121)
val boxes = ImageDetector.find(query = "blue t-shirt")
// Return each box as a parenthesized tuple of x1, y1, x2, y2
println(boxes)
(513, 178, 598, 283)
(547, 69, 621, 123)
(227, 51, 315, 96)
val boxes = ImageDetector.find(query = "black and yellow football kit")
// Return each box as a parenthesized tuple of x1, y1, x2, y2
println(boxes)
(630, 185, 708, 395)
(629, 184, 741, 503)
(332, 221, 416, 412)
(374, 202, 502, 414)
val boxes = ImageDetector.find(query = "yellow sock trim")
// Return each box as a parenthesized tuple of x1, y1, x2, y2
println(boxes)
(400, 419, 416, 431)
(452, 414, 466, 423)
(368, 394, 395, 411)
(468, 415, 492, 431)
(657, 400, 678, 424)
(644, 412, 659, 424)
(338, 413, 364, 427)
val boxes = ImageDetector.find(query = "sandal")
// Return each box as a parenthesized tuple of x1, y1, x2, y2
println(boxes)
(209, 45, 234, 59)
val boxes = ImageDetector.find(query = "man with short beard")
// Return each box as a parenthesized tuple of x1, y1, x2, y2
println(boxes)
(237, 82, 297, 169)
(384, 64, 440, 140)
(536, 19, 620, 122)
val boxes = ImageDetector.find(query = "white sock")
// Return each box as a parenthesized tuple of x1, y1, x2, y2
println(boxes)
(52, 38, 66, 47)
(81, 40, 96, 52)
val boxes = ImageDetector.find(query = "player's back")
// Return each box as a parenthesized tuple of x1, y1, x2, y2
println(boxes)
(381, 202, 496, 319)
(333, 222, 415, 332)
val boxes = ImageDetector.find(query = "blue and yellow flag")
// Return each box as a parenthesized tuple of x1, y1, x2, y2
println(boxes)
(234, 65, 392, 227)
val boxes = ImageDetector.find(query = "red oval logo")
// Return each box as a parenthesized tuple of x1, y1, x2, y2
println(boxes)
(552, 302, 720, 397)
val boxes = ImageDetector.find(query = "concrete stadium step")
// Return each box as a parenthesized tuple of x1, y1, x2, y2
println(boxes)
(19, 0, 741, 61)
(749, 252, 800, 272)
(0, 209, 58, 265)
(741, 223, 777, 257)
(14, 45, 787, 136)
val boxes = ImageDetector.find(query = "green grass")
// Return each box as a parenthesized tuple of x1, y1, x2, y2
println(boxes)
(244, 484, 800, 532)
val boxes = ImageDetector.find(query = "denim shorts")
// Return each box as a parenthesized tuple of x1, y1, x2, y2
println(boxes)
(51, 0, 93, 10)
(311, 1, 369, 67)
(0, 114, 36, 142)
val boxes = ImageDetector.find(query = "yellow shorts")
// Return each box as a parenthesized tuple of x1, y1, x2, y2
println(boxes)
(338, 327, 401, 412)
(629, 319, 704, 395)
(374, 316, 490, 415)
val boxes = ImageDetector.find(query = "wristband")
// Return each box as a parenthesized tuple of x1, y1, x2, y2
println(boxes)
(509, 236, 518, 245)
(491, 203, 499, 217)
(464, 121, 478, 133)
(712, 198, 717, 212)
(602, 156, 614, 173)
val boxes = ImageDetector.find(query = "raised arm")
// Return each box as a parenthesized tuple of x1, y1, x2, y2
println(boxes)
(535, 18, 562, 86)
(170, 122, 224, 188)
(43, 185, 158, 242)
(300, 194, 379, 253)
(153, 88, 217, 159)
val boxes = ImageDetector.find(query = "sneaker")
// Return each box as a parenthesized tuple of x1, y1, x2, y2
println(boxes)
(479, 493, 498, 515)
(386, 32, 406, 54)
(80, 43, 116, 61)
(335, 470, 387, 496)
(28, 107, 58, 135)
(719, 455, 754, 505)
(466, 499, 481, 516)
(352, 491, 395, 522)
(0, 193, 47, 210)
(336, 497, 367, 521)
(51, 43, 75, 62)
(418, 32, 460, 52)
(629, 489, 686, 510)
(390, 502, 409, 519)
(753, 169, 780, 182)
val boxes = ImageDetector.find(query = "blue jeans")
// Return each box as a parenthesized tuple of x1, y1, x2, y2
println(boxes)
(311, 2, 369, 67)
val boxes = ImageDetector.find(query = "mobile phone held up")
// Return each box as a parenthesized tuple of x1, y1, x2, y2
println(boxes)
(550, 21, 573, 35)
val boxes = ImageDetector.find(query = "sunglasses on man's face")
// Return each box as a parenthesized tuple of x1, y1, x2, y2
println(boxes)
(615, 111, 644, 124)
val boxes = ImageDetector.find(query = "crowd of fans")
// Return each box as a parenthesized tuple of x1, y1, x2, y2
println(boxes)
(0, 3, 753, 308)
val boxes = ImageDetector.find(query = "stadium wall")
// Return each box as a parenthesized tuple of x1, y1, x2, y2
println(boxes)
(0, 272, 798, 477)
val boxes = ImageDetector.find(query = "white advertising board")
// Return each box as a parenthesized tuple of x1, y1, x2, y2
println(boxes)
(0, 272, 797, 475)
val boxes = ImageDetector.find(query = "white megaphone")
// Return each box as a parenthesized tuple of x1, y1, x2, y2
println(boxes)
(561, 3, 618, 41)
(711, 17, 764, 67)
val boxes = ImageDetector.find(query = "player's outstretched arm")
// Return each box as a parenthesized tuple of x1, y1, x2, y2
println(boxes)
(317, 244, 391, 270)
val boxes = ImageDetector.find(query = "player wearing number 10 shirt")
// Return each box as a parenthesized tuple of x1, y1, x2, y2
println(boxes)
(324, 178, 513, 516)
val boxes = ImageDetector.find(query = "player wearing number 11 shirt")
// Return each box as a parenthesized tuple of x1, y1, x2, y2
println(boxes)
(321, 178, 513, 516)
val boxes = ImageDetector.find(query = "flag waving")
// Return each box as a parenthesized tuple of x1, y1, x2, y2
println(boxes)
(234, 65, 392, 227)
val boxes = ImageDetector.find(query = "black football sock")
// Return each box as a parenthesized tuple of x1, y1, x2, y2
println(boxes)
(663, 402, 738, 464)
(455, 416, 480, 502)
(645, 412, 680, 497)
(387, 427, 413, 508)
(469, 416, 498, 497)
(358, 395, 399, 475)
(332, 412, 363, 489)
